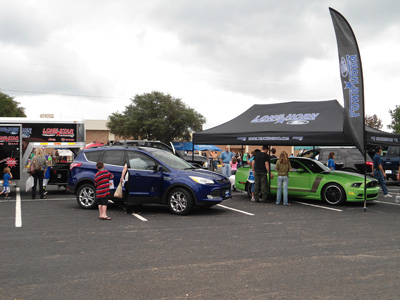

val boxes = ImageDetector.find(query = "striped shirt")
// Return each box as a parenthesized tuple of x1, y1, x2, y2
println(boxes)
(94, 169, 114, 199)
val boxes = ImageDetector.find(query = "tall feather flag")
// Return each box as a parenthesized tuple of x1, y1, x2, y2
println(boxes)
(330, 8, 367, 210)
(330, 7, 365, 154)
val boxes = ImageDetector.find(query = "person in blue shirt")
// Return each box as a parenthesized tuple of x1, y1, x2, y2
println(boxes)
(373, 147, 391, 198)
(219, 145, 235, 178)
(248, 149, 260, 201)
(1, 167, 12, 199)
(327, 152, 335, 170)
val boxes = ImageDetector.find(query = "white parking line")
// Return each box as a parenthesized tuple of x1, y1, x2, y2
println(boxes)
(132, 213, 148, 221)
(15, 187, 22, 228)
(217, 204, 255, 216)
(374, 200, 400, 206)
(295, 201, 343, 212)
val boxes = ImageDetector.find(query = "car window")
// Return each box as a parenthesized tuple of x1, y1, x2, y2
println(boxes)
(127, 151, 157, 171)
(102, 150, 126, 166)
(302, 150, 318, 159)
(347, 149, 364, 160)
(85, 150, 103, 163)
(288, 160, 303, 171)
(387, 146, 400, 156)
(296, 159, 330, 173)
(321, 150, 343, 161)
(146, 142, 173, 152)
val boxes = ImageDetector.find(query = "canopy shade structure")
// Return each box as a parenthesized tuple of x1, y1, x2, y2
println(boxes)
(193, 100, 400, 147)
(173, 142, 222, 152)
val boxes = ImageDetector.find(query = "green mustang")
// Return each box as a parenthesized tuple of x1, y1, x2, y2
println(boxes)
(234, 157, 380, 205)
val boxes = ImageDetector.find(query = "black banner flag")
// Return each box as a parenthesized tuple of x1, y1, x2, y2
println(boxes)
(329, 7, 365, 155)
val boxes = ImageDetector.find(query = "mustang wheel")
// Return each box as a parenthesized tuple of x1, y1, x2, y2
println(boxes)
(77, 183, 97, 209)
(168, 188, 194, 215)
(322, 183, 346, 205)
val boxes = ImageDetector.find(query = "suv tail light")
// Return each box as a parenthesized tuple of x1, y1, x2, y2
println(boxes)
(70, 163, 82, 170)
(366, 161, 373, 171)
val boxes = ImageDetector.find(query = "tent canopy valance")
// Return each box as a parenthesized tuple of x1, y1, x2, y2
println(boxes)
(192, 100, 400, 147)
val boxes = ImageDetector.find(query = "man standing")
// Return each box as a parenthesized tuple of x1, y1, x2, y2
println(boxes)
(220, 145, 235, 178)
(373, 147, 392, 198)
(270, 148, 277, 159)
(253, 145, 273, 202)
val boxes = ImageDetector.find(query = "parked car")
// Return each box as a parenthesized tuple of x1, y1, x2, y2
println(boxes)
(234, 157, 380, 205)
(381, 146, 400, 181)
(109, 140, 208, 168)
(298, 147, 373, 173)
(68, 145, 231, 215)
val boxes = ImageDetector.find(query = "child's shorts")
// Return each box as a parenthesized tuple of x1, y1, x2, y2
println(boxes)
(1, 186, 10, 194)
(97, 196, 109, 206)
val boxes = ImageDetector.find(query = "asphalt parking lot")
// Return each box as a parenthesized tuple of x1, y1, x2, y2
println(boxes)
(1, 181, 400, 300)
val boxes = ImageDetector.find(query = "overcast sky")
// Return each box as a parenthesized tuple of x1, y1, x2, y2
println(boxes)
(0, 0, 399, 131)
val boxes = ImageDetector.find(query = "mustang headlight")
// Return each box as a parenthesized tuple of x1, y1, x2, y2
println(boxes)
(351, 183, 362, 188)
(189, 176, 214, 185)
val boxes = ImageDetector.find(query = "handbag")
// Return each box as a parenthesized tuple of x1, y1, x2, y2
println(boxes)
(30, 160, 42, 174)
(113, 182, 123, 198)
(25, 176, 34, 192)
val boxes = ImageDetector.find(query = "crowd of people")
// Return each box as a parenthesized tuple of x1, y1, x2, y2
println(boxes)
(206, 145, 399, 206)
(1, 145, 399, 217)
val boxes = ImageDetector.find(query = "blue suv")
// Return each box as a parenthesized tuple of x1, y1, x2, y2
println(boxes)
(68, 146, 231, 215)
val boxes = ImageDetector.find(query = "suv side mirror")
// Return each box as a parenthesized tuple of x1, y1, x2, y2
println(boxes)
(155, 164, 162, 172)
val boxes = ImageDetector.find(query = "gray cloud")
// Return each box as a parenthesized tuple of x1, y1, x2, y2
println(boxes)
(0, 0, 399, 123)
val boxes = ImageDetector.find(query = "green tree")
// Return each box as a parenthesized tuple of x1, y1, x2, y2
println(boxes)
(365, 114, 383, 130)
(0, 90, 26, 117)
(388, 105, 400, 134)
(107, 91, 206, 143)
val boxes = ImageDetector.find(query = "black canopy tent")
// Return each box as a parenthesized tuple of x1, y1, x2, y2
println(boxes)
(193, 100, 400, 147)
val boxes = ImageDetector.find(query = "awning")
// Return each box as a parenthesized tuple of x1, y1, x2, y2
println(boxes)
(173, 142, 222, 152)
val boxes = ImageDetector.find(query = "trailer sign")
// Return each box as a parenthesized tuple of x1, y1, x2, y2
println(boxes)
(0, 125, 22, 180)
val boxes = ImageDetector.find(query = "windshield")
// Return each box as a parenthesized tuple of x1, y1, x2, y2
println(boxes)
(149, 149, 194, 170)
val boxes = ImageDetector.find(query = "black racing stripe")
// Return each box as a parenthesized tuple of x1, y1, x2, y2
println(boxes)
(310, 176, 323, 193)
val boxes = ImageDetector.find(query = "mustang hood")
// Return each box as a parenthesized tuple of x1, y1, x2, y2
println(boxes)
(327, 171, 376, 181)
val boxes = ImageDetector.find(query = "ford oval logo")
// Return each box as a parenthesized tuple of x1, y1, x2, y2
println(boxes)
(340, 56, 348, 78)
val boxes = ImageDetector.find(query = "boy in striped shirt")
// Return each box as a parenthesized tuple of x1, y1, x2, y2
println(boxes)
(94, 161, 114, 220)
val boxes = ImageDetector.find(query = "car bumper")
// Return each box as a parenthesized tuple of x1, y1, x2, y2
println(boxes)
(345, 186, 381, 201)
(194, 183, 232, 203)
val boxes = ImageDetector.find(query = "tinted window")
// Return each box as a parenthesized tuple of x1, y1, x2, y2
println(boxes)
(321, 150, 343, 161)
(127, 151, 157, 171)
(85, 150, 103, 162)
(297, 159, 329, 173)
(347, 149, 364, 160)
(102, 150, 126, 166)
(388, 146, 400, 156)
(289, 160, 303, 171)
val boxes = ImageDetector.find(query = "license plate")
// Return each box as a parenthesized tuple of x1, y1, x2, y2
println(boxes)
(386, 170, 392, 174)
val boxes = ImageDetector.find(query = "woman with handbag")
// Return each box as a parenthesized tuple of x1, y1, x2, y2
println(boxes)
(31, 148, 47, 199)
